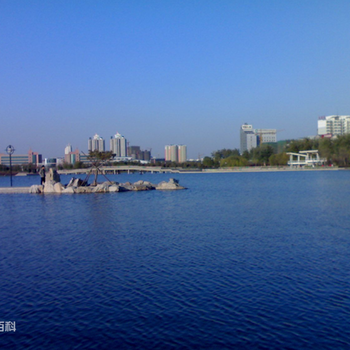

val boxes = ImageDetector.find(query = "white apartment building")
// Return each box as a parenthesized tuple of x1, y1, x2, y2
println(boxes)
(318, 115, 350, 136)
(240, 124, 257, 154)
(88, 134, 105, 152)
(110, 132, 127, 157)
(64, 144, 72, 155)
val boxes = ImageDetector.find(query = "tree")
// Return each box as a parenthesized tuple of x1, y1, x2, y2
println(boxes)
(269, 153, 289, 166)
(212, 149, 240, 162)
(220, 155, 248, 167)
(250, 145, 274, 165)
(202, 156, 218, 168)
(84, 151, 114, 185)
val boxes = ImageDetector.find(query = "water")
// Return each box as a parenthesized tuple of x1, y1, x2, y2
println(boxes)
(0, 171, 350, 349)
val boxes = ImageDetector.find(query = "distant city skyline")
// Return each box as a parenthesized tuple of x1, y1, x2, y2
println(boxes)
(2, 1, 350, 158)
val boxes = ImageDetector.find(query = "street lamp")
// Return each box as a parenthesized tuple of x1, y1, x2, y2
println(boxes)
(6, 145, 15, 187)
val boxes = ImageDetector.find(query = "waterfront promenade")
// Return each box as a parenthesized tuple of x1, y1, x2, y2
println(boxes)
(57, 165, 342, 176)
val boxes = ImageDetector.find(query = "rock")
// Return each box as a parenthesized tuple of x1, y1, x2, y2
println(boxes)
(102, 181, 115, 186)
(62, 187, 75, 194)
(54, 183, 64, 193)
(118, 185, 131, 192)
(156, 179, 186, 190)
(132, 184, 148, 191)
(43, 180, 57, 193)
(92, 183, 110, 193)
(67, 177, 75, 187)
(29, 177, 186, 194)
(133, 184, 155, 191)
(133, 180, 156, 190)
(67, 177, 85, 187)
(119, 182, 133, 191)
(75, 187, 92, 194)
(29, 185, 43, 194)
(134, 180, 144, 185)
(108, 185, 120, 192)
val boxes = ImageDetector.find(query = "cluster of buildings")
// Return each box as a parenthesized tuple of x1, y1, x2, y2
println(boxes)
(240, 115, 350, 155)
(64, 132, 153, 165)
(86, 133, 188, 163)
(240, 124, 277, 154)
(317, 115, 350, 137)
(165, 145, 187, 163)
(3, 115, 348, 169)
(86, 133, 151, 161)
(0, 130, 188, 168)
(0, 150, 42, 167)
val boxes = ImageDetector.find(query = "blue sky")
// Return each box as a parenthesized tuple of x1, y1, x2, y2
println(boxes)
(1, 0, 350, 159)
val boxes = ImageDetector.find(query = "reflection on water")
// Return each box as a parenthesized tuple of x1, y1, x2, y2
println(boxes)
(0, 171, 350, 349)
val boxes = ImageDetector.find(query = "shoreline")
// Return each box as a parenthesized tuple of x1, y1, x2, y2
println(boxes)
(201, 166, 344, 173)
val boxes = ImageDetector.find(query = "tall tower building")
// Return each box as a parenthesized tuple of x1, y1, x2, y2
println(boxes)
(65, 144, 72, 155)
(177, 145, 187, 163)
(240, 124, 257, 154)
(165, 145, 178, 162)
(88, 134, 105, 152)
(110, 132, 127, 157)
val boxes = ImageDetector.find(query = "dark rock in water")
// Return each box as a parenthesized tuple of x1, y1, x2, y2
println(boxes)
(67, 177, 85, 188)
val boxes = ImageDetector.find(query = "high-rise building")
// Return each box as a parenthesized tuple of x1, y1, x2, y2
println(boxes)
(110, 132, 127, 157)
(143, 150, 151, 161)
(128, 146, 141, 159)
(255, 129, 277, 144)
(127, 146, 151, 161)
(165, 145, 187, 163)
(240, 124, 278, 153)
(65, 148, 79, 164)
(318, 115, 350, 136)
(64, 144, 72, 155)
(178, 145, 187, 163)
(240, 124, 257, 154)
(88, 134, 105, 152)
(165, 145, 178, 162)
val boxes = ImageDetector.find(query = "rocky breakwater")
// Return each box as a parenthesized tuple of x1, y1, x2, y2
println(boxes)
(29, 177, 186, 194)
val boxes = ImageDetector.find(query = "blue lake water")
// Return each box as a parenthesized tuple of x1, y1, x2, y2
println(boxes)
(0, 171, 350, 349)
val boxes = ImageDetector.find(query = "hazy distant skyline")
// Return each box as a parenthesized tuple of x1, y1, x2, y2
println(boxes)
(1, 0, 350, 158)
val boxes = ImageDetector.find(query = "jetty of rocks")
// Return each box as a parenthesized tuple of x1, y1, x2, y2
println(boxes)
(29, 177, 186, 194)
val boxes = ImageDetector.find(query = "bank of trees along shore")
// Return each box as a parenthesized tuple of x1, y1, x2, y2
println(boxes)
(3, 135, 350, 175)
(204, 134, 350, 168)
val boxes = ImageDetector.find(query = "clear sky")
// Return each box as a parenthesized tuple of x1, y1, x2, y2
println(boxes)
(1, 0, 350, 159)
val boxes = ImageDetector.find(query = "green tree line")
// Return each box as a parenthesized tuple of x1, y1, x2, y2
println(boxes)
(205, 134, 350, 168)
